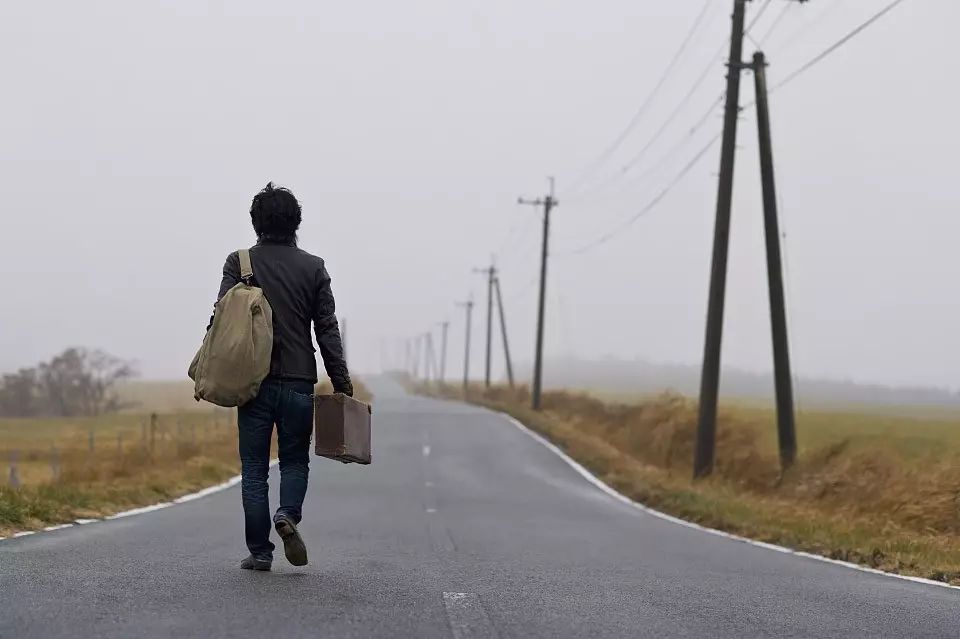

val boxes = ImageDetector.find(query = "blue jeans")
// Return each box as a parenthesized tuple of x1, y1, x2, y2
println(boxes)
(237, 377, 314, 560)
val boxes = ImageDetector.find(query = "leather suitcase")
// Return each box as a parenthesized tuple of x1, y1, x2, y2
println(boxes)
(314, 393, 372, 464)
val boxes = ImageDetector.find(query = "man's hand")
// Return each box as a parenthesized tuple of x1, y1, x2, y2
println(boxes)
(334, 379, 354, 398)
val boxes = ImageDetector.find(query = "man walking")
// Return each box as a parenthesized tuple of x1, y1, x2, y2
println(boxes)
(212, 182, 353, 571)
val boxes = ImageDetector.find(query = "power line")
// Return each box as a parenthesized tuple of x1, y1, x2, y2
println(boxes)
(568, 0, 788, 202)
(506, 275, 539, 303)
(745, 0, 774, 34)
(566, 86, 724, 205)
(758, 1, 794, 46)
(566, 37, 728, 204)
(776, 0, 847, 53)
(623, 0, 776, 186)
(743, 0, 775, 49)
(561, 132, 721, 257)
(618, 90, 723, 188)
(773, 0, 909, 92)
(493, 218, 527, 257)
(570, 0, 775, 201)
(495, 213, 539, 266)
(566, 0, 714, 192)
(642, 0, 890, 142)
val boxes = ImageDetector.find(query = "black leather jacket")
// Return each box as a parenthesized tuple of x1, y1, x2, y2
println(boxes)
(214, 239, 352, 394)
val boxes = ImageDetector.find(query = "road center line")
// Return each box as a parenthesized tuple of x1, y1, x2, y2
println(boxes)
(423, 444, 431, 457)
(442, 592, 498, 639)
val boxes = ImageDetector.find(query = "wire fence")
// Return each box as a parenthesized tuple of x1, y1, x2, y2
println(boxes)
(2, 408, 238, 489)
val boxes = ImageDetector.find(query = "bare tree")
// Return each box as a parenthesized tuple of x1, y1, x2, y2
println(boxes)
(0, 368, 41, 417)
(83, 349, 137, 415)
(0, 348, 137, 417)
(38, 348, 85, 417)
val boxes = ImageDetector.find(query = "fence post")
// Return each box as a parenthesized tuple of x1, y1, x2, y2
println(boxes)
(50, 445, 61, 481)
(149, 413, 158, 454)
(89, 428, 95, 453)
(117, 432, 123, 455)
(8, 450, 20, 489)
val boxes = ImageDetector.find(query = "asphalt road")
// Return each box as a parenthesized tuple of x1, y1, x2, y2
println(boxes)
(2, 378, 957, 638)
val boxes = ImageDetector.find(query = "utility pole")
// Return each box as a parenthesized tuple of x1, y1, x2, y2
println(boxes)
(474, 263, 496, 388)
(439, 321, 450, 384)
(493, 274, 515, 388)
(694, 0, 808, 478)
(425, 334, 431, 379)
(424, 332, 437, 382)
(405, 338, 412, 376)
(519, 177, 557, 411)
(753, 50, 797, 469)
(694, 0, 749, 479)
(456, 298, 475, 393)
(412, 334, 422, 379)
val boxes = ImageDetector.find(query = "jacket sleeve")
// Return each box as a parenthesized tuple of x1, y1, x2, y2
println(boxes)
(207, 252, 241, 330)
(312, 261, 353, 396)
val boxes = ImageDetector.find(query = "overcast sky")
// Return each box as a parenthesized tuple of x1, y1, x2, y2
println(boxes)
(2, 1, 957, 391)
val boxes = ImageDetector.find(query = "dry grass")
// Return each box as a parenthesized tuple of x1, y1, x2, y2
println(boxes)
(1, 379, 372, 536)
(0, 409, 240, 535)
(418, 382, 960, 585)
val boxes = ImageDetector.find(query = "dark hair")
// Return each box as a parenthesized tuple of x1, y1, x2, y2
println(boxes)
(249, 182, 302, 244)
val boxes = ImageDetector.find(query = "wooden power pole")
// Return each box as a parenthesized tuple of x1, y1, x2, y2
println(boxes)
(753, 50, 797, 469)
(456, 299, 474, 394)
(474, 263, 496, 388)
(695, 0, 749, 479)
(493, 274, 515, 388)
(695, 0, 807, 478)
(439, 321, 450, 384)
(519, 177, 557, 411)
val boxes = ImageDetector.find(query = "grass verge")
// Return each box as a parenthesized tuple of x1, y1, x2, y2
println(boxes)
(0, 380, 372, 537)
(416, 382, 960, 586)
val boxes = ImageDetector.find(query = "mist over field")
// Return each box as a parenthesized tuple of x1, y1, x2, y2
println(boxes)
(2, 1, 958, 395)
(532, 357, 960, 411)
(5, 4, 960, 633)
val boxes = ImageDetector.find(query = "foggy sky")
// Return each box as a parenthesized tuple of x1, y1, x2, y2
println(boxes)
(2, 1, 958, 391)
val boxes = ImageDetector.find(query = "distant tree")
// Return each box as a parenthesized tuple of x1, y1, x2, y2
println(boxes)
(81, 349, 137, 415)
(0, 348, 137, 417)
(0, 368, 41, 417)
(37, 348, 86, 417)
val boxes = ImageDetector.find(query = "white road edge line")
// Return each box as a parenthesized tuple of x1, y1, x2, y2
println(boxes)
(442, 592, 498, 639)
(0, 459, 277, 543)
(42, 524, 73, 532)
(499, 412, 960, 593)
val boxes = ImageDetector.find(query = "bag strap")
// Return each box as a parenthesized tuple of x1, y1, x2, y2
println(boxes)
(238, 249, 254, 284)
